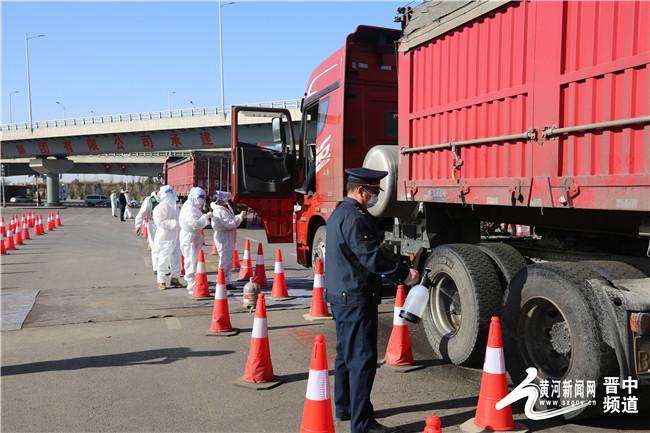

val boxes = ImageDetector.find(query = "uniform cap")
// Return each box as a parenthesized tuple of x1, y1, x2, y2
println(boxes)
(345, 167, 387, 189)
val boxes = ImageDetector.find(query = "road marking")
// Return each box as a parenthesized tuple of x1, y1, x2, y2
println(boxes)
(165, 317, 182, 330)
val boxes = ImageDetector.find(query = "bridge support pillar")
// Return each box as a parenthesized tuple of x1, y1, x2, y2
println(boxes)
(29, 157, 74, 206)
(46, 173, 61, 206)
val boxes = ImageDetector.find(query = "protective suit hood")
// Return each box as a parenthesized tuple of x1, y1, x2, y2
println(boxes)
(188, 186, 206, 209)
(159, 185, 176, 203)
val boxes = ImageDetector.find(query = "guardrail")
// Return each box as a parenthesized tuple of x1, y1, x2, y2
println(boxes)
(1, 99, 301, 131)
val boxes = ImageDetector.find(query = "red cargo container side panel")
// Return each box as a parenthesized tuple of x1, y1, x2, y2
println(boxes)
(398, 1, 650, 212)
(165, 155, 232, 197)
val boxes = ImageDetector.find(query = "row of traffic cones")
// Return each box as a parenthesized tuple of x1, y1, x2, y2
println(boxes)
(189, 239, 521, 432)
(2, 211, 63, 254)
(296, 316, 523, 433)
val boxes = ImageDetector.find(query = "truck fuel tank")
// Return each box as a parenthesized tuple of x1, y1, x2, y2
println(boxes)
(363, 145, 417, 219)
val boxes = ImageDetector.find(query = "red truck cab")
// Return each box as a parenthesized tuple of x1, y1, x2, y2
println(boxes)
(230, 26, 401, 267)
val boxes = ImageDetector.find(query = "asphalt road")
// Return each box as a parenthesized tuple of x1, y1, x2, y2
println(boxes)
(1, 207, 648, 432)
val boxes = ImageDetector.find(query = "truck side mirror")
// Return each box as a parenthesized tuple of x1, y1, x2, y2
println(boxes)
(272, 117, 286, 144)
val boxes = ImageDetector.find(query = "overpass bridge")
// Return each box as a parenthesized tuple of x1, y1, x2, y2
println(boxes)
(0, 100, 303, 204)
(0, 151, 231, 177)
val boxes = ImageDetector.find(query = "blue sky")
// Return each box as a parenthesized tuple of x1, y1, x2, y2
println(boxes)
(2, 1, 407, 124)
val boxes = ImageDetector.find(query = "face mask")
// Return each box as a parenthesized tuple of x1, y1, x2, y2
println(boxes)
(367, 193, 379, 209)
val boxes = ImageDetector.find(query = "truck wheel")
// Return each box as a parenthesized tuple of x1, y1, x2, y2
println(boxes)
(311, 226, 326, 271)
(583, 260, 647, 280)
(477, 242, 527, 290)
(421, 244, 502, 367)
(502, 262, 608, 419)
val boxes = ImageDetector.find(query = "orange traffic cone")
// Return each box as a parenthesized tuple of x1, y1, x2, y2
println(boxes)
(22, 219, 31, 240)
(254, 243, 268, 288)
(235, 293, 283, 389)
(14, 221, 23, 245)
(55, 210, 62, 227)
(460, 316, 526, 433)
(515, 225, 524, 237)
(424, 416, 442, 433)
(238, 239, 254, 281)
(211, 240, 217, 255)
(37, 215, 44, 235)
(0, 217, 6, 238)
(180, 255, 186, 276)
(6, 224, 15, 250)
(46, 213, 53, 231)
(300, 335, 335, 433)
(206, 268, 239, 336)
(1, 231, 7, 255)
(192, 250, 212, 300)
(232, 247, 241, 270)
(29, 211, 35, 228)
(303, 258, 332, 321)
(270, 248, 292, 300)
(383, 284, 424, 372)
(142, 215, 149, 239)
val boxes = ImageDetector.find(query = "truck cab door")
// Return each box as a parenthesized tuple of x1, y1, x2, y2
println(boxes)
(231, 106, 296, 243)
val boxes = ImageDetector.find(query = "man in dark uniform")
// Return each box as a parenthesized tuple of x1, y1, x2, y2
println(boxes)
(325, 168, 420, 433)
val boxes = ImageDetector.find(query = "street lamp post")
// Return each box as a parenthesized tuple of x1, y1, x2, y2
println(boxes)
(167, 90, 176, 112)
(218, 1, 235, 114)
(56, 101, 66, 118)
(9, 90, 20, 123)
(25, 33, 46, 130)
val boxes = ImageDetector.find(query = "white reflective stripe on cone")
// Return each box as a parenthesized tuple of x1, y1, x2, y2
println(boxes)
(313, 274, 324, 288)
(215, 284, 227, 299)
(274, 261, 284, 273)
(483, 346, 506, 374)
(252, 317, 268, 338)
(305, 369, 330, 400)
(197, 261, 206, 273)
(393, 307, 406, 326)
(243, 250, 250, 259)
(256, 255, 264, 265)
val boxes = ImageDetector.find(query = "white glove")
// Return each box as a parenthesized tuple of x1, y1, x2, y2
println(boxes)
(210, 202, 218, 211)
(240, 211, 247, 219)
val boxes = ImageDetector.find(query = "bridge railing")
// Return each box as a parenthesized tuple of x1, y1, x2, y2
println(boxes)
(1, 99, 301, 131)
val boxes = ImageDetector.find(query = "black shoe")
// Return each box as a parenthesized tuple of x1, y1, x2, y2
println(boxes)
(366, 419, 398, 433)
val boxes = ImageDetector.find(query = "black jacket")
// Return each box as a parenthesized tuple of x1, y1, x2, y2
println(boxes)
(324, 197, 409, 306)
(118, 193, 127, 206)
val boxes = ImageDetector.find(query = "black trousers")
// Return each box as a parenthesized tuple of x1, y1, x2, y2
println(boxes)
(120, 204, 126, 221)
(331, 303, 378, 433)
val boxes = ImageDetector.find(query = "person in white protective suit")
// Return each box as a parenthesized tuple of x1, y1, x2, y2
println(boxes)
(110, 190, 119, 217)
(210, 191, 246, 287)
(152, 185, 184, 290)
(135, 191, 167, 276)
(123, 190, 134, 219)
(179, 187, 212, 294)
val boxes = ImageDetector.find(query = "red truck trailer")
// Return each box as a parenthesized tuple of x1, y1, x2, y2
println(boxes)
(229, 1, 649, 418)
(163, 151, 231, 199)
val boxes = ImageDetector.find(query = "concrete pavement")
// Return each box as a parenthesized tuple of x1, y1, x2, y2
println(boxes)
(1, 208, 648, 432)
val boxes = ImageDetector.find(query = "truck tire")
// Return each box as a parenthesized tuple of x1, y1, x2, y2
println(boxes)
(477, 242, 527, 290)
(421, 244, 502, 367)
(582, 260, 647, 280)
(502, 262, 608, 419)
(311, 226, 327, 271)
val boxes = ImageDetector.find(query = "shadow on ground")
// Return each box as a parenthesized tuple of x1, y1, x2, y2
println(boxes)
(1, 347, 234, 376)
